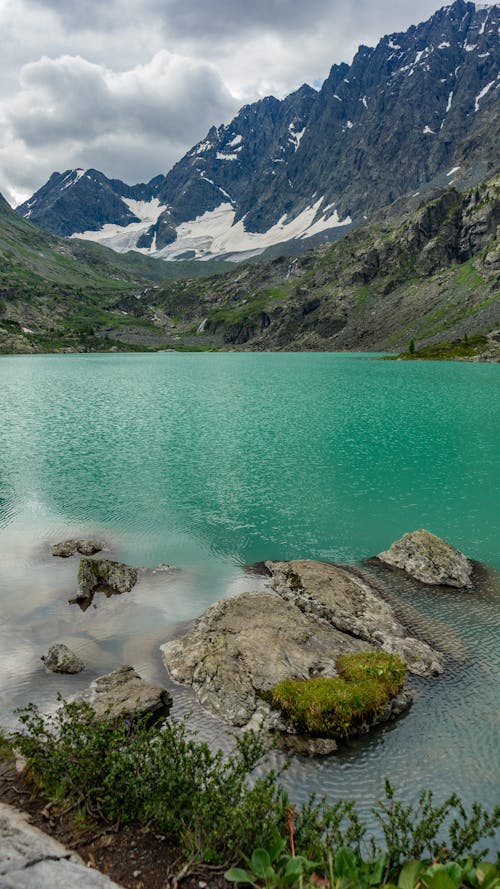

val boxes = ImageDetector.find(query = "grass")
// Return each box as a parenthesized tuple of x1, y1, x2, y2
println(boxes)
(265, 652, 407, 738)
(391, 335, 488, 361)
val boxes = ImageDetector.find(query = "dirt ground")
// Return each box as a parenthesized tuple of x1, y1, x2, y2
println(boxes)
(0, 758, 230, 889)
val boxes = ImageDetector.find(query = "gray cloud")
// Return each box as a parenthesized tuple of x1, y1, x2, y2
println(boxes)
(1, 50, 238, 199)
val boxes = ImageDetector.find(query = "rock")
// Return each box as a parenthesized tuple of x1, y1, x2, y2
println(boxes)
(41, 644, 84, 674)
(163, 591, 374, 729)
(76, 539, 103, 556)
(377, 529, 473, 588)
(0, 802, 122, 888)
(76, 665, 172, 723)
(52, 539, 79, 558)
(277, 735, 339, 756)
(266, 560, 444, 677)
(52, 539, 103, 558)
(69, 558, 138, 609)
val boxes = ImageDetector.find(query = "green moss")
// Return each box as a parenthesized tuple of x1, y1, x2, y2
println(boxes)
(265, 652, 406, 738)
(337, 651, 406, 697)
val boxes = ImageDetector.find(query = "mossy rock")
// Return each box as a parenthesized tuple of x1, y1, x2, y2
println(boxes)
(264, 651, 407, 738)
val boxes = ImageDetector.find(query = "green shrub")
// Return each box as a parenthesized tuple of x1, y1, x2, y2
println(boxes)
(13, 699, 288, 864)
(265, 652, 406, 738)
(6, 701, 500, 876)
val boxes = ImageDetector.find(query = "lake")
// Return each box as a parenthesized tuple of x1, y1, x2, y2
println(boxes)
(0, 352, 499, 830)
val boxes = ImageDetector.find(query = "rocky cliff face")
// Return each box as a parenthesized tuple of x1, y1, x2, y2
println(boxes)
(135, 174, 500, 352)
(16, 1, 500, 262)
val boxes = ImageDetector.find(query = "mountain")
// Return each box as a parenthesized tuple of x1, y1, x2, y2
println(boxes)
(114, 174, 500, 352)
(16, 0, 500, 264)
(3, 174, 499, 353)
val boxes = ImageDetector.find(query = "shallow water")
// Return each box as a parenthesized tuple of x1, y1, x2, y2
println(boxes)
(0, 353, 499, 834)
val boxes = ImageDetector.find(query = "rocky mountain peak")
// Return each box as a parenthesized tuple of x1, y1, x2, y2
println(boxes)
(16, 1, 500, 262)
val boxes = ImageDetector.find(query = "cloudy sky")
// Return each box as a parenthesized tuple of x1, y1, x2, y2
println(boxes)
(0, 0, 494, 205)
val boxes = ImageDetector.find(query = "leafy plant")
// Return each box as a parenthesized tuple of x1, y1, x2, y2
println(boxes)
(225, 835, 319, 888)
(6, 701, 500, 876)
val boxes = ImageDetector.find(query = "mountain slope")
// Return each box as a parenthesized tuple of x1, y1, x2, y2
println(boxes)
(17, 0, 500, 263)
(116, 175, 500, 352)
(0, 191, 204, 353)
(3, 176, 500, 353)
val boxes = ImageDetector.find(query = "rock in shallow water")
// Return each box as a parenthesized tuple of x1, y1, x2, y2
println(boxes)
(75, 665, 172, 723)
(69, 557, 138, 609)
(162, 591, 371, 729)
(52, 539, 103, 558)
(41, 643, 84, 674)
(377, 529, 473, 588)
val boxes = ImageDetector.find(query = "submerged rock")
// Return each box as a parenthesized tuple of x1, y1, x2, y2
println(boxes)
(41, 643, 84, 674)
(69, 557, 138, 609)
(377, 529, 473, 588)
(266, 560, 443, 677)
(76, 665, 172, 723)
(52, 538, 103, 558)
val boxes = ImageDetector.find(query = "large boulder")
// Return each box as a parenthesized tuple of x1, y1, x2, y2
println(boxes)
(162, 592, 418, 754)
(69, 558, 138, 609)
(76, 665, 172, 723)
(377, 529, 473, 588)
(41, 643, 84, 674)
(162, 590, 403, 731)
(266, 560, 443, 677)
(52, 539, 103, 558)
(0, 803, 123, 888)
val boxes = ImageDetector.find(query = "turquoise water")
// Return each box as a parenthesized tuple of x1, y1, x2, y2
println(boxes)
(0, 353, 499, 829)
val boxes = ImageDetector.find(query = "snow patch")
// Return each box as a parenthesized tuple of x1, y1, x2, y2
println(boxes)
(423, 125, 435, 134)
(199, 171, 233, 202)
(438, 41, 451, 48)
(193, 141, 212, 155)
(447, 166, 461, 176)
(333, 94, 342, 101)
(288, 123, 306, 150)
(149, 199, 351, 262)
(474, 79, 496, 111)
(216, 152, 239, 161)
(388, 39, 401, 49)
(71, 198, 164, 253)
(464, 42, 477, 51)
(61, 168, 86, 191)
(479, 9, 489, 35)
(446, 90, 454, 113)
(227, 134, 243, 148)
(346, 120, 353, 128)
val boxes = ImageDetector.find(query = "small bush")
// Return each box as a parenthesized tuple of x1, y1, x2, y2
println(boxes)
(265, 652, 406, 738)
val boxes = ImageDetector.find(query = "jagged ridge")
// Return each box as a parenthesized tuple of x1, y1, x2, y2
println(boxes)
(16, 0, 500, 262)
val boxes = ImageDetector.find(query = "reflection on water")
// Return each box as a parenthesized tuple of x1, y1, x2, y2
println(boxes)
(0, 353, 499, 839)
